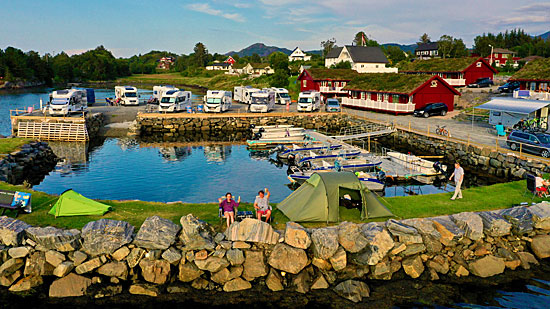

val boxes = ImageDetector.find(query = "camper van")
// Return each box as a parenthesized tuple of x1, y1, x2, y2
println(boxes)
(234, 86, 260, 104)
(267, 88, 291, 105)
(152, 85, 179, 104)
(48, 89, 88, 116)
(249, 91, 275, 113)
(297, 91, 321, 112)
(158, 90, 192, 112)
(204, 90, 232, 113)
(115, 86, 139, 106)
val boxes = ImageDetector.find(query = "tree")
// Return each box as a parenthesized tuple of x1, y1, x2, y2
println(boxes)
(418, 33, 431, 44)
(384, 46, 407, 65)
(330, 61, 352, 69)
(321, 38, 337, 58)
(269, 52, 290, 88)
(250, 53, 261, 63)
(353, 32, 379, 47)
(451, 39, 468, 58)
(438, 35, 454, 58)
(193, 42, 208, 67)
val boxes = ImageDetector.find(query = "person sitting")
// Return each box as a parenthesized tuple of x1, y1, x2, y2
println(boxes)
(254, 188, 271, 222)
(218, 193, 240, 229)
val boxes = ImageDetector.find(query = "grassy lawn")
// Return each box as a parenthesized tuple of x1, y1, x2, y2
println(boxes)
(0, 138, 33, 155)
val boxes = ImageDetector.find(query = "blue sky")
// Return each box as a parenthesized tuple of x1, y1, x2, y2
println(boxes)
(1, 0, 549, 57)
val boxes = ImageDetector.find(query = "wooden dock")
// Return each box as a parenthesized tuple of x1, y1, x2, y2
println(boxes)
(10, 111, 90, 142)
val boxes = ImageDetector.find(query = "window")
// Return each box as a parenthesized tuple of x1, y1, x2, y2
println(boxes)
(303, 80, 307, 87)
(377, 93, 383, 101)
(476, 62, 482, 67)
(431, 80, 438, 87)
(492, 111, 501, 116)
(383, 94, 389, 102)
(392, 95, 399, 103)
(376, 65, 379, 68)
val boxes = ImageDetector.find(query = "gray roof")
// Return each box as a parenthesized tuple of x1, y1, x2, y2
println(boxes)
(325, 47, 343, 59)
(416, 42, 438, 52)
(345, 46, 389, 63)
(475, 98, 550, 115)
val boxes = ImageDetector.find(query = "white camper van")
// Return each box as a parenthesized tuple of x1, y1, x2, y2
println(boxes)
(48, 89, 88, 116)
(115, 86, 139, 106)
(249, 91, 275, 113)
(158, 90, 192, 112)
(297, 91, 321, 112)
(267, 88, 291, 105)
(152, 85, 179, 104)
(234, 86, 260, 104)
(204, 90, 232, 113)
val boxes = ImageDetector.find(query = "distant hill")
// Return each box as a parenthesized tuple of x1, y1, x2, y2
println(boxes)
(225, 43, 292, 57)
(382, 43, 417, 53)
(538, 31, 550, 40)
(305, 49, 322, 55)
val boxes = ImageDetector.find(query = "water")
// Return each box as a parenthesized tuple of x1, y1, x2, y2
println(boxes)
(0, 88, 51, 136)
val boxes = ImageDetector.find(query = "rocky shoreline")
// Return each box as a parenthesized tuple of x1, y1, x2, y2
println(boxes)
(0, 142, 57, 185)
(0, 203, 548, 306)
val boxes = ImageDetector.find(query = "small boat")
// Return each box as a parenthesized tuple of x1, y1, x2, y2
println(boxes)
(386, 152, 442, 176)
(276, 144, 343, 160)
(247, 138, 319, 148)
(296, 149, 361, 164)
(251, 124, 295, 134)
(258, 130, 305, 139)
(288, 170, 385, 191)
(308, 158, 381, 172)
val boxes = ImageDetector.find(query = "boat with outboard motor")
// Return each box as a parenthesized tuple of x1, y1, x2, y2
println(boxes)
(287, 169, 385, 191)
(275, 144, 343, 161)
(295, 149, 362, 164)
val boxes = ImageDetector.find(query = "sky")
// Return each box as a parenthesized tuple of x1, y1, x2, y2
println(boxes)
(1, 0, 549, 58)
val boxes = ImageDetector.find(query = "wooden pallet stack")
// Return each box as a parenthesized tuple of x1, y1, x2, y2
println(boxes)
(17, 121, 89, 142)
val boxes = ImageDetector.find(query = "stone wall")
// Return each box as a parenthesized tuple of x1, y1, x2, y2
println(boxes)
(0, 203, 549, 303)
(0, 141, 57, 185)
(86, 112, 104, 140)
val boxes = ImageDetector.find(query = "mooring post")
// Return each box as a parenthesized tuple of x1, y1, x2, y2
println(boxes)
(368, 136, 371, 153)
(427, 124, 430, 137)
(467, 134, 470, 147)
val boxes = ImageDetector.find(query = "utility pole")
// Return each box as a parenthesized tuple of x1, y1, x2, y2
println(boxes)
(488, 44, 494, 65)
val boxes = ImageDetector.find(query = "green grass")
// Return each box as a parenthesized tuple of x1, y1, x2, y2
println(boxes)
(0, 138, 33, 155)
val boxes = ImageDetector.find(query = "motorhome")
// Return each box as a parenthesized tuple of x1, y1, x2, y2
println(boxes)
(234, 86, 260, 104)
(158, 90, 192, 112)
(115, 86, 139, 106)
(204, 90, 232, 113)
(48, 89, 88, 116)
(152, 85, 179, 104)
(249, 90, 275, 113)
(297, 91, 321, 112)
(267, 88, 291, 105)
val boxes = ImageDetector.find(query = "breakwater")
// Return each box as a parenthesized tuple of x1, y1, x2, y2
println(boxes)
(0, 142, 57, 185)
(0, 203, 549, 305)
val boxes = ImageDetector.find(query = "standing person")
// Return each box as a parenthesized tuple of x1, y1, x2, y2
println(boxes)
(449, 162, 464, 200)
(218, 193, 240, 229)
(254, 188, 271, 222)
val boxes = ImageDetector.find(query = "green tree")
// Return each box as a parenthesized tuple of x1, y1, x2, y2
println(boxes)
(250, 53, 261, 63)
(330, 61, 352, 69)
(451, 39, 468, 58)
(321, 38, 337, 58)
(418, 33, 431, 44)
(269, 52, 290, 88)
(438, 35, 454, 58)
(353, 32, 379, 47)
(384, 46, 407, 65)
(193, 42, 208, 67)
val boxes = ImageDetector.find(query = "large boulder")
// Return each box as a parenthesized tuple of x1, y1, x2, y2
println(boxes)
(225, 218, 279, 245)
(469, 255, 505, 278)
(338, 222, 368, 253)
(500, 207, 533, 235)
(353, 223, 394, 266)
(311, 227, 339, 259)
(451, 212, 484, 241)
(179, 214, 216, 250)
(25, 226, 81, 252)
(478, 211, 512, 237)
(194, 256, 230, 273)
(530, 235, 550, 259)
(49, 273, 92, 297)
(0, 216, 31, 246)
(284, 222, 311, 249)
(139, 259, 171, 284)
(528, 202, 550, 230)
(333, 280, 370, 303)
(134, 216, 181, 250)
(268, 243, 308, 274)
(242, 250, 268, 280)
(400, 218, 442, 253)
(81, 219, 134, 256)
(386, 219, 423, 244)
(431, 216, 464, 246)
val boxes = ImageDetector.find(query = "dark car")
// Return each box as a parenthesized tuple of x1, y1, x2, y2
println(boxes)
(498, 81, 521, 93)
(507, 130, 550, 158)
(325, 98, 341, 112)
(467, 78, 494, 88)
(413, 102, 448, 118)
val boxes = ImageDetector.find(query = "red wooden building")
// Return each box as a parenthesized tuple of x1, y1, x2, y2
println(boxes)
(297, 68, 360, 99)
(341, 73, 460, 114)
(509, 58, 550, 101)
(224, 56, 236, 65)
(486, 48, 520, 68)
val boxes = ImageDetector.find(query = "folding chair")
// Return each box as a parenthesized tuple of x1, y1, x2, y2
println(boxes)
(525, 174, 548, 199)
(495, 125, 506, 137)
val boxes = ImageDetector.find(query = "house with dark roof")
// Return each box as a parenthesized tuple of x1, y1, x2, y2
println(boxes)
(341, 73, 460, 114)
(398, 57, 497, 87)
(324, 46, 397, 73)
(289, 47, 311, 62)
(297, 68, 361, 98)
(509, 58, 550, 101)
(415, 42, 439, 60)
(487, 48, 520, 68)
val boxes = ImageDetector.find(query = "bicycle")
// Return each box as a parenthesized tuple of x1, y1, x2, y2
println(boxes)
(435, 125, 451, 137)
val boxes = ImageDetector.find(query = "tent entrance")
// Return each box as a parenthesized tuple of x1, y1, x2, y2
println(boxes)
(338, 187, 363, 213)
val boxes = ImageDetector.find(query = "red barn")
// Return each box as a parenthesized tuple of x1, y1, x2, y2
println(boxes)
(297, 68, 360, 99)
(342, 74, 460, 114)
(224, 56, 236, 65)
(486, 48, 520, 68)
(509, 58, 550, 101)
(398, 57, 498, 87)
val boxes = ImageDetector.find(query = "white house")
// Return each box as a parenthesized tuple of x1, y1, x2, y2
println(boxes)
(227, 63, 274, 76)
(324, 46, 397, 73)
(415, 42, 439, 60)
(288, 47, 311, 62)
(205, 61, 231, 71)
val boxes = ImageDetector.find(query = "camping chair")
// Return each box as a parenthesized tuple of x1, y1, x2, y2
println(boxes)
(0, 190, 31, 218)
(256, 206, 273, 223)
(524, 174, 548, 199)
(495, 125, 506, 137)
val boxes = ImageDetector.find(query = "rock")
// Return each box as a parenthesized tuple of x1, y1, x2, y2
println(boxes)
(451, 212, 484, 241)
(311, 274, 329, 289)
(402, 255, 424, 279)
(97, 261, 128, 279)
(500, 207, 533, 235)
(9, 276, 43, 292)
(242, 251, 268, 280)
(232, 241, 251, 249)
(226, 249, 245, 266)
(24, 252, 52, 277)
(479, 212, 512, 237)
(338, 264, 370, 280)
(178, 262, 204, 282)
(228, 266, 243, 280)
(353, 224, 394, 266)
(7, 247, 28, 260)
(311, 227, 339, 260)
(191, 278, 210, 290)
(195, 250, 208, 260)
(53, 261, 74, 277)
(214, 233, 225, 243)
(25, 226, 81, 252)
(179, 214, 216, 250)
(469, 255, 505, 278)
(284, 222, 311, 249)
(329, 247, 347, 271)
(266, 269, 284, 291)
(129, 284, 160, 297)
(212, 249, 226, 258)
(401, 243, 426, 256)
(75, 257, 102, 274)
(516, 252, 539, 269)
(386, 219, 423, 244)
(400, 218, 442, 253)
(49, 273, 92, 297)
(312, 257, 332, 270)
(94, 285, 123, 298)
(268, 243, 308, 274)
(126, 248, 146, 268)
(333, 280, 370, 303)
(225, 218, 279, 245)
(390, 243, 406, 255)
(167, 284, 190, 294)
(45, 250, 65, 267)
(81, 219, 134, 256)
(139, 259, 171, 284)
(432, 216, 464, 246)
(223, 277, 251, 292)
(0, 269, 21, 287)
(194, 256, 230, 273)
(211, 268, 231, 284)
(455, 265, 469, 277)
(427, 255, 449, 274)
(529, 202, 550, 229)
(111, 247, 130, 261)
(162, 247, 182, 264)
(292, 271, 310, 294)
(0, 216, 31, 246)
(530, 235, 550, 259)
(134, 216, 181, 250)
(504, 260, 521, 270)
(338, 222, 369, 253)
(71, 251, 87, 266)
(0, 258, 24, 277)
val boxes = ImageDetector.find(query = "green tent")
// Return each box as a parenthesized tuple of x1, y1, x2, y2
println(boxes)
(48, 189, 111, 217)
(278, 172, 393, 222)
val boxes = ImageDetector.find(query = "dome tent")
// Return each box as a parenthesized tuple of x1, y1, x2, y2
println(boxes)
(48, 189, 111, 217)
(277, 172, 393, 222)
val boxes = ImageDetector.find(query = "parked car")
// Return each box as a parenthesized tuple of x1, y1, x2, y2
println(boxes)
(498, 81, 521, 93)
(413, 103, 448, 118)
(325, 98, 341, 112)
(467, 78, 494, 88)
(507, 130, 550, 158)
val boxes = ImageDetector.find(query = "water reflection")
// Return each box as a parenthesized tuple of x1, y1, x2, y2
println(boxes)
(159, 146, 192, 162)
(203, 145, 231, 163)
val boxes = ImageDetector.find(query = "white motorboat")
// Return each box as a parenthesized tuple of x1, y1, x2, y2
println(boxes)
(386, 152, 443, 176)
